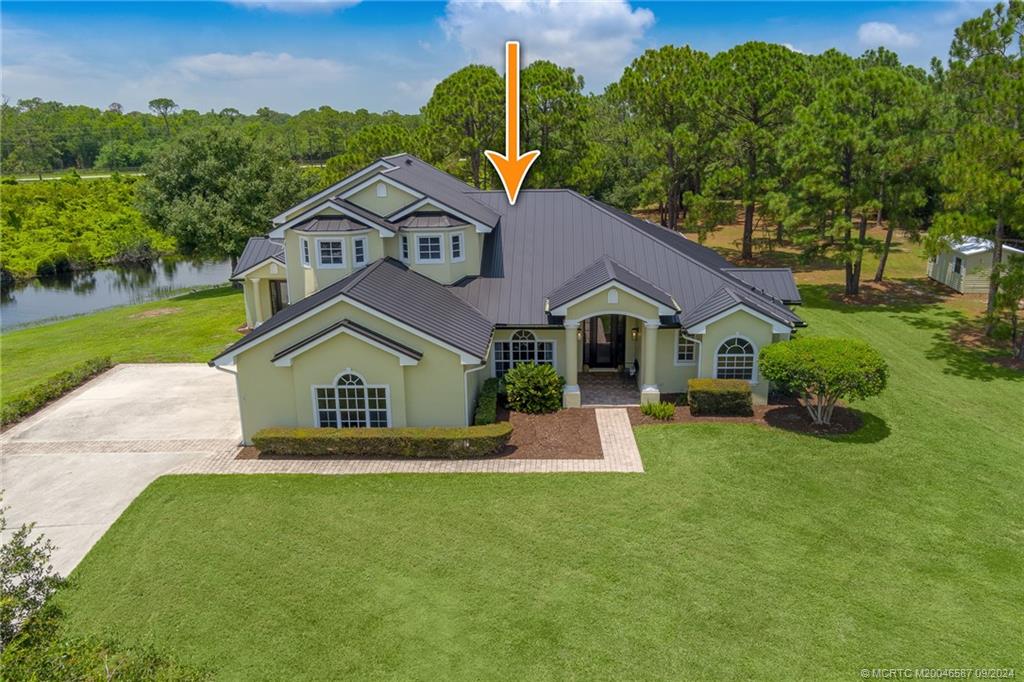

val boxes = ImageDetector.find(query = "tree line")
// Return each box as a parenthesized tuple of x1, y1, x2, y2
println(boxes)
(2, 1, 1021, 353)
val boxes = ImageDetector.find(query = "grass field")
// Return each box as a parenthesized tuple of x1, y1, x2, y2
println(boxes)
(0, 286, 244, 405)
(57, 287, 1023, 680)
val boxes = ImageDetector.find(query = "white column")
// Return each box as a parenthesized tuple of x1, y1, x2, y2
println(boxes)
(640, 320, 660, 405)
(251, 277, 264, 325)
(563, 321, 581, 408)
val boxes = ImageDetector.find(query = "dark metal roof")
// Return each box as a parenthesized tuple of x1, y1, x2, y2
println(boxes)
(293, 216, 373, 233)
(395, 212, 468, 230)
(331, 199, 396, 233)
(723, 268, 802, 304)
(231, 237, 285, 279)
(211, 258, 492, 364)
(270, 318, 423, 363)
(380, 154, 500, 228)
(547, 256, 677, 311)
(448, 189, 801, 329)
(680, 285, 803, 329)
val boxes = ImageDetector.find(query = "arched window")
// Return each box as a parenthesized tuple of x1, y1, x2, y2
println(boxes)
(314, 372, 390, 428)
(715, 337, 756, 381)
(494, 330, 555, 377)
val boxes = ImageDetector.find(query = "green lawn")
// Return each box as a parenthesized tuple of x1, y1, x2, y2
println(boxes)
(57, 288, 1023, 680)
(0, 286, 244, 404)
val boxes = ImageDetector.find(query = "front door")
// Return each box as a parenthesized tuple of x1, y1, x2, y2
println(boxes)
(584, 315, 626, 368)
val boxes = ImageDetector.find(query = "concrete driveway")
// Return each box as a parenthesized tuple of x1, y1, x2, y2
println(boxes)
(1, 364, 240, 576)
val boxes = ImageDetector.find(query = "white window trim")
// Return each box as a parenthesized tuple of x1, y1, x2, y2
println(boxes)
(316, 238, 346, 269)
(311, 370, 392, 428)
(415, 233, 445, 264)
(400, 235, 410, 262)
(450, 232, 465, 263)
(301, 238, 311, 268)
(491, 331, 558, 377)
(674, 331, 700, 366)
(352, 236, 369, 268)
(712, 334, 758, 385)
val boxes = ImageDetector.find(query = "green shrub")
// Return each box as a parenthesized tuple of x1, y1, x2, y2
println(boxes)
(759, 336, 888, 425)
(1, 357, 113, 425)
(640, 401, 676, 420)
(504, 363, 564, 414)
(252, 423, 513, 459)
(474, 377, 500, 425)
(687, 378, 753, 416)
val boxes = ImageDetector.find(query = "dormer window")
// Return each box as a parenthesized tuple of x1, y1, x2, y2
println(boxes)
(317, 239, 345, 268)
(376, 182, 388, 198)
(415, 234, 443, 264)
(301, 238, 311, 267)
(353, 236, 368, 267)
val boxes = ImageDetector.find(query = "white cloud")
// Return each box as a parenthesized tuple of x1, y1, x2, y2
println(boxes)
(857, 21, 920, 48)
(170, 52, 347, 81)
(782, 43, 805, 54)
(440, 0, 655, 88)
(228, 0, 360, 13)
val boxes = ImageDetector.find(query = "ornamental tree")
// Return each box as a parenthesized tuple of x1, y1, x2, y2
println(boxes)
(759, 337, 888, 425)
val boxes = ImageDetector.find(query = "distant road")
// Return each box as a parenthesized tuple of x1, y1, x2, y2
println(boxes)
(15, 162, 323, 183)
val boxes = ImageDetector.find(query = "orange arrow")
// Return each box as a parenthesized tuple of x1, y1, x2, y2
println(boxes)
(485, 41, 540, 205)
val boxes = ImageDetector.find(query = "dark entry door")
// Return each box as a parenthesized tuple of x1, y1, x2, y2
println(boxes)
(584, 315, 626, 368)
(269, 280, 289, 315)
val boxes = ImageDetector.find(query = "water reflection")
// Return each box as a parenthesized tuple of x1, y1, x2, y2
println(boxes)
(1, 257, 233, 329)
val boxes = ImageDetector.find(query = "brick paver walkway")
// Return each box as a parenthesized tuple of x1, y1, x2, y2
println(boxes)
(170, 408, 644, 475)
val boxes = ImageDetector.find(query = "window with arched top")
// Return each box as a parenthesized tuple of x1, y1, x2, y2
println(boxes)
(314, 372, 390, 428)
(715, 337, 756, 381)
(494, 330, 554, 377)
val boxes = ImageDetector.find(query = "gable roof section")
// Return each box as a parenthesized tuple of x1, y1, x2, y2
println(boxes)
(450, 189, 801, 329)
(272, 159, 397, 224)
(270, 318, 423, 367)
(231, 237, 285, 279)
(680, 285, 802, 332)
(211, 258, 492, 365)
(381, 154, 500, 229)
(547, 256, 678, 313)
(947, 236, 1024, 256)
(722, 268, 802, 304)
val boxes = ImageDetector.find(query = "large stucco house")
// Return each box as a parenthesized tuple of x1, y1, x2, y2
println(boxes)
(212, 154, 804, 444)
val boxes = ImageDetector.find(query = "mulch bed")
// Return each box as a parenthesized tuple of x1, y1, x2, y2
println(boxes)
(497, 406, 602, 459)
(235, 406, 603, 461)
(948, 319, 1024, 371)
(628, 401, 863, 436)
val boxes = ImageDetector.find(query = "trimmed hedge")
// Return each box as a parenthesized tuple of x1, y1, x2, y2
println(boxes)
(687, 378, 753, 416)
(640, 401, 676, 420)
(1, 356, 113, 425)
(252, 423, 513, 459)
(473, 377, 500, 425)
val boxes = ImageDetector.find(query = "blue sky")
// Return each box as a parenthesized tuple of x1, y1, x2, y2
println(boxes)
(1, 1, 990, 115)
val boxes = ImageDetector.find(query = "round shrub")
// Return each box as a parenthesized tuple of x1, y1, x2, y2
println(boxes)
(503, 363, 564, 414)
(759, 336, 888, 425)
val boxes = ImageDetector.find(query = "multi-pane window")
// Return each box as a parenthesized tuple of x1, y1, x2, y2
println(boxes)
(353, 237, 367, 267)
(676, 332, 698, 364)
(401, 235, 409, 261)
(301, 238, 311, 267)
(314, 373, 390, 428)
(416, 235, 443, 263)
(317, 240, 344, 267)
(450, 233, 464, 262)
(715, 337, 756, 381)
(494, 330, 554, 377)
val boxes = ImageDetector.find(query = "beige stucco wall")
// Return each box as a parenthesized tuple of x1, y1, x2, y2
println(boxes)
(697, 308, 777, 404)
(283, 228, 391, 300)
(345, 180, 418, 217)
(233, 298, 477, 444)
(240, 261, 287, 327)
(383, 226, 484, 283)
(563, 286, 661, 323)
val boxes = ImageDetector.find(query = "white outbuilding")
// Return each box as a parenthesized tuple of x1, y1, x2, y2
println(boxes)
(927, 237, 1024, 293)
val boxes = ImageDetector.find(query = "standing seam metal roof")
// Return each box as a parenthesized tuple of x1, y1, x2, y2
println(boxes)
(231, 237, 285, 279)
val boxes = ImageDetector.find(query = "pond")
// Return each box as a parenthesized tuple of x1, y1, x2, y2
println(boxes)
(0, 258, 234, 330)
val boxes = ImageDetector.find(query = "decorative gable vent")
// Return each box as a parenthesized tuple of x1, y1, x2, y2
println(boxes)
(608, 289, 619, 304)
(376, 182, 388, 198)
